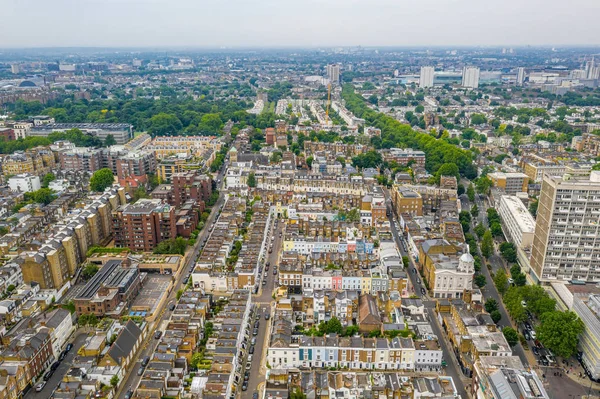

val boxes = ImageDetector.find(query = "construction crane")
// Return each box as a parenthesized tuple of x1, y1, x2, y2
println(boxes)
(325, 83, 332, 122)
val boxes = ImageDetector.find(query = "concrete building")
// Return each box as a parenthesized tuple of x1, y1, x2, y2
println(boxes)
(516, 67, 526, 86)
(58, 147, 104, 173)
(420, 240, 474, 299)
(531, 172, 600, 282)
(488, 172, 529, 195)
(419, 66, 435, 88)
(573, 294, 600, 379)
(462, 66, 480, 89)
(498, 196, 536, 249)
(112, 199, 176, 252)
(473, 356, 548, 399)
(29, 123, 133, 144)
(326, 64, 341, 84)
(8, 174, 41, 193)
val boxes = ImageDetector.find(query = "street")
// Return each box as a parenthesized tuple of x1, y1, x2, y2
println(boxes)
(117, 167, 227, 398)
(240, 218, 284, 399)
(24, 333, 89, 399)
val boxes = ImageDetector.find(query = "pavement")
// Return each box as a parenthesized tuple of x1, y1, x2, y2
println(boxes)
(24, 332, 89, 399)
(117, 167, 227, 399)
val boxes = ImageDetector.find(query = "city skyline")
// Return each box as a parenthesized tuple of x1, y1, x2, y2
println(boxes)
(2, 0, 600, 48)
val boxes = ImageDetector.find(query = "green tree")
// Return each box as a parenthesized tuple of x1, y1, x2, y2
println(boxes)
(81, 264, 99, 280)
(470, 204, 479, 218)
(471, 113, 487, 125)
(529, 199, 539, 217)
(490, 222, 503, 238)
(484, 298, 499, 313)
(104, 134, 117, 146)
(501, 243, 518, 263)
(402, 256, 409, 268)
(90, 168, 115, 192)
(474, 274, 487, 288)
(475, 176, 493, 195)
(110, 375, 119, 388)
(247, 172, 256, 188)
(190, 353, 203, 370)
(306, 156, 314, 168)
(480, 231, 494, 258)
(343, 325, 359, 337)
(26, 188, 56, 205)
(434, 163, 461, 184)
(467, 183, 475, 202)
(490, 310, 502, 324)
(474, 223, 486, 239)
(494, 270, 509, 295)
(290, 388, 307, 399)
(537, 311, 584, 358)
(41, 173, 56, 188)
(503, 286, 528, 323)
(148, 113, 183, 136)
(503, 327, 519, 347)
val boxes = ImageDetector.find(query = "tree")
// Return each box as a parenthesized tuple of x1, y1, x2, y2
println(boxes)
(467, 183, 475, 202)
(503, 286, 528, 323)
(494, 270, 509, 295)
(290, 388, 307, 399)
(434, 163, 460, 184)
(480, 231, 494, 258)
(190, 353, 203, 369)
(503, 327, 519, 347)
(26, 188, 56, 205)
(110, 375, 120, 388)
(343, 325, 359, 337)
(537, 311, 584, 358)
(529, 199, 539, 217)
(81, 264, 99, 280)
(104, 134, 117, 146)
(402, 256, 409, 268)
(475, 176, 493, 195)
(474, 274, 487, 288)
(153, 237, 188, 255)
(90, 168, 114, 192)
(148, 113, 183, 136)
(306, 156, 314, 168)
(501, 243, 518, 263)
(485, 298, 499, 313)
(41, 173, 56, 188)
(471, 113, 487, 125)
(514, 273, 527, 287)
(490, 310, 502, 324)
(490, 222, 503, 238)
(474, 223, 486, 239)
(470, 203, 479, 218)
(247, 172, 256, 188)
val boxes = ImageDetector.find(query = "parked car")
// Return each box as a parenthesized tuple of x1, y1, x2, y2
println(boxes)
(59, 350, 67, 361)
(539, 358, 549, 366)
(35, 382, 46, 392)
(124, 390, 134, 399)
(262, 280, 267, 286)
(142, 356, 150, 367)
(137, 367, 144, 376)
(249, 346, 255, 354)
(421, 288, 426, 296)
(254, 320, 260, 328)
(242, 382, 248, 391)
(169, 303, 176, 311)
(253, 328, 258, 336)
(546, 354, 556, 364)
(51, 362, 60, 371)
(524, 332, 531, 341)
(43, 370, 54, 381)
(273, 269, 277, 275)
(508, 278, 514, 284)
(530, 331, 537, 340)
(253, 392, 259, 399)
(532, 347, 540, 356)
(265, 313, 270, 320)
(154, 331, 162, 339)
(251, 337, 257, 345)
(244, 371, 250, 381)
(417, 278, 421, 284)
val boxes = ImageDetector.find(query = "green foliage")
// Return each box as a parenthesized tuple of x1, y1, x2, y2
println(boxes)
(81, 264, 99, 280)
(342, 85, 475, 178)
(337, 208, 360, 223)
(474, 274, 487, 288)
(63, 300, 76, 314)
(190, 353, 203, 370)
(467, 183, 475, 202)
(24, 188, 56, 205)
(90, 168, 115, 192)
(104, 134, 117, 146)
(434, 163, 460, 184)
(306, 156, 314, 168)
(41, 173, 56, 188)
(500, 242, 517, 263)
(537, 311, 584, 358)
(352, 150, 383, 169)
(318, 317, 343, 335)
(247, 172, 256, 188)
(148, 113, 183, 136)
(177, 289, 184, 300)
(484, 298, 499, 313)
(153, 237, 188, 255)
(480, 231, 493, 258)
(529, 199, 538, 217)
(470, 113, 487, 125)
(503, 327, 519, 347)
(290, 388, 307, 399)
(474, 223, 486, 239)
(490, 310, 502, 324)
(110, 375, 119, 388)
(48, 128, 104, 147)
(78, 313, 99, 326)
(494, 270, 509, 295)
(402, 256, 409, 268)
(470, 203, 479, 218)
(475, 176, 493, 194)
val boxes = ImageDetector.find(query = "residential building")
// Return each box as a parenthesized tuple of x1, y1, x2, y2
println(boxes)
(462, 66, 480, 88)
(473, 356, 548, 399)
(381, 148, 426, 166)
(419, 66, 435, 88)
(0, 330, 53, 380)
(8, 174, 41, 193)
(488, 172, 529, 195)
(326, 64, 341, 84)
(498, 195, 536, 249)
(37, 308, 74, 358)
(516, 67, 526, 86)
(573, 294, 600, 379)
(391, 187, 423, 216)
(0, 128, 15, 142)
(58, 147, 103, 173)
(530, 172, 600, 282)
(1, 148, 55, 177)
(112, 199, 177, 252)
(420, 240, 474, 299)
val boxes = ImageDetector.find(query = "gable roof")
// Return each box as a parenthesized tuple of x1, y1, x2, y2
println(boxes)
(107, 320, 142, 366)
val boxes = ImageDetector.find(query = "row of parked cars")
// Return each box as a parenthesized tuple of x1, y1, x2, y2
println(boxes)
(35, 342, 74, 391)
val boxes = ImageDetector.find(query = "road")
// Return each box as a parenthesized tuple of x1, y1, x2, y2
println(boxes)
(383, 188, 468, 399)
(25, 333, 89, 399)
(117, 167, 227, 399)
(241, 219, 284, 399)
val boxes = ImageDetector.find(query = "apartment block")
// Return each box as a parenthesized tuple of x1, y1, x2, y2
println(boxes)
(8, 174, 41, 193)
(530, 172, 600, 282)
(29, 123, 133, 144)
(1, 148, 55, 177)
(573, 294, 600, 379)
(112, 198, 177, 252)
(488, 172, 529, 195)
(58, 147, 104, 173)
(392, 187, 423, 216)
(381, 148, 426, 167)
(419, 240, 474, 299)
(498, 195, 536, 249)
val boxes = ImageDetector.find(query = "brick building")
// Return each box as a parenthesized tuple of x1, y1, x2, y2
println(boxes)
(112, 199, 176, 252)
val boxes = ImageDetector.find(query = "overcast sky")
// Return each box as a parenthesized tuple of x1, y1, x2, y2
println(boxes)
(2, 0, 600, 48)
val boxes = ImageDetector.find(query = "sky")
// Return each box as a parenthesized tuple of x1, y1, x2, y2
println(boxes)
(2, 0, 600, 48)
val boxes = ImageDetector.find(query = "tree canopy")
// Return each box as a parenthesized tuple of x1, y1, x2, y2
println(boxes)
(89, 168, 115, 192)
(537, 311, 584, 358)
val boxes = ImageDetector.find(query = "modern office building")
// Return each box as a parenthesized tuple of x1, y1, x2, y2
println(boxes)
(462, 66, 480, 89)
(530, 172, 600, 282)
(419, 66, 435, 88)
(326, 64, 341, 84)
(112, 199, 176, 252)
(516, 67, 526, 86)
(498, 196, 536, 249)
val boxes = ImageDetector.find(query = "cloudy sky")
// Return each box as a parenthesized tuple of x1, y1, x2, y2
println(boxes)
(2, 0, 599, 48)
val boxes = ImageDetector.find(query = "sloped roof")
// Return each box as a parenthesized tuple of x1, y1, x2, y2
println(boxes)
(107, 320, 142, 366)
